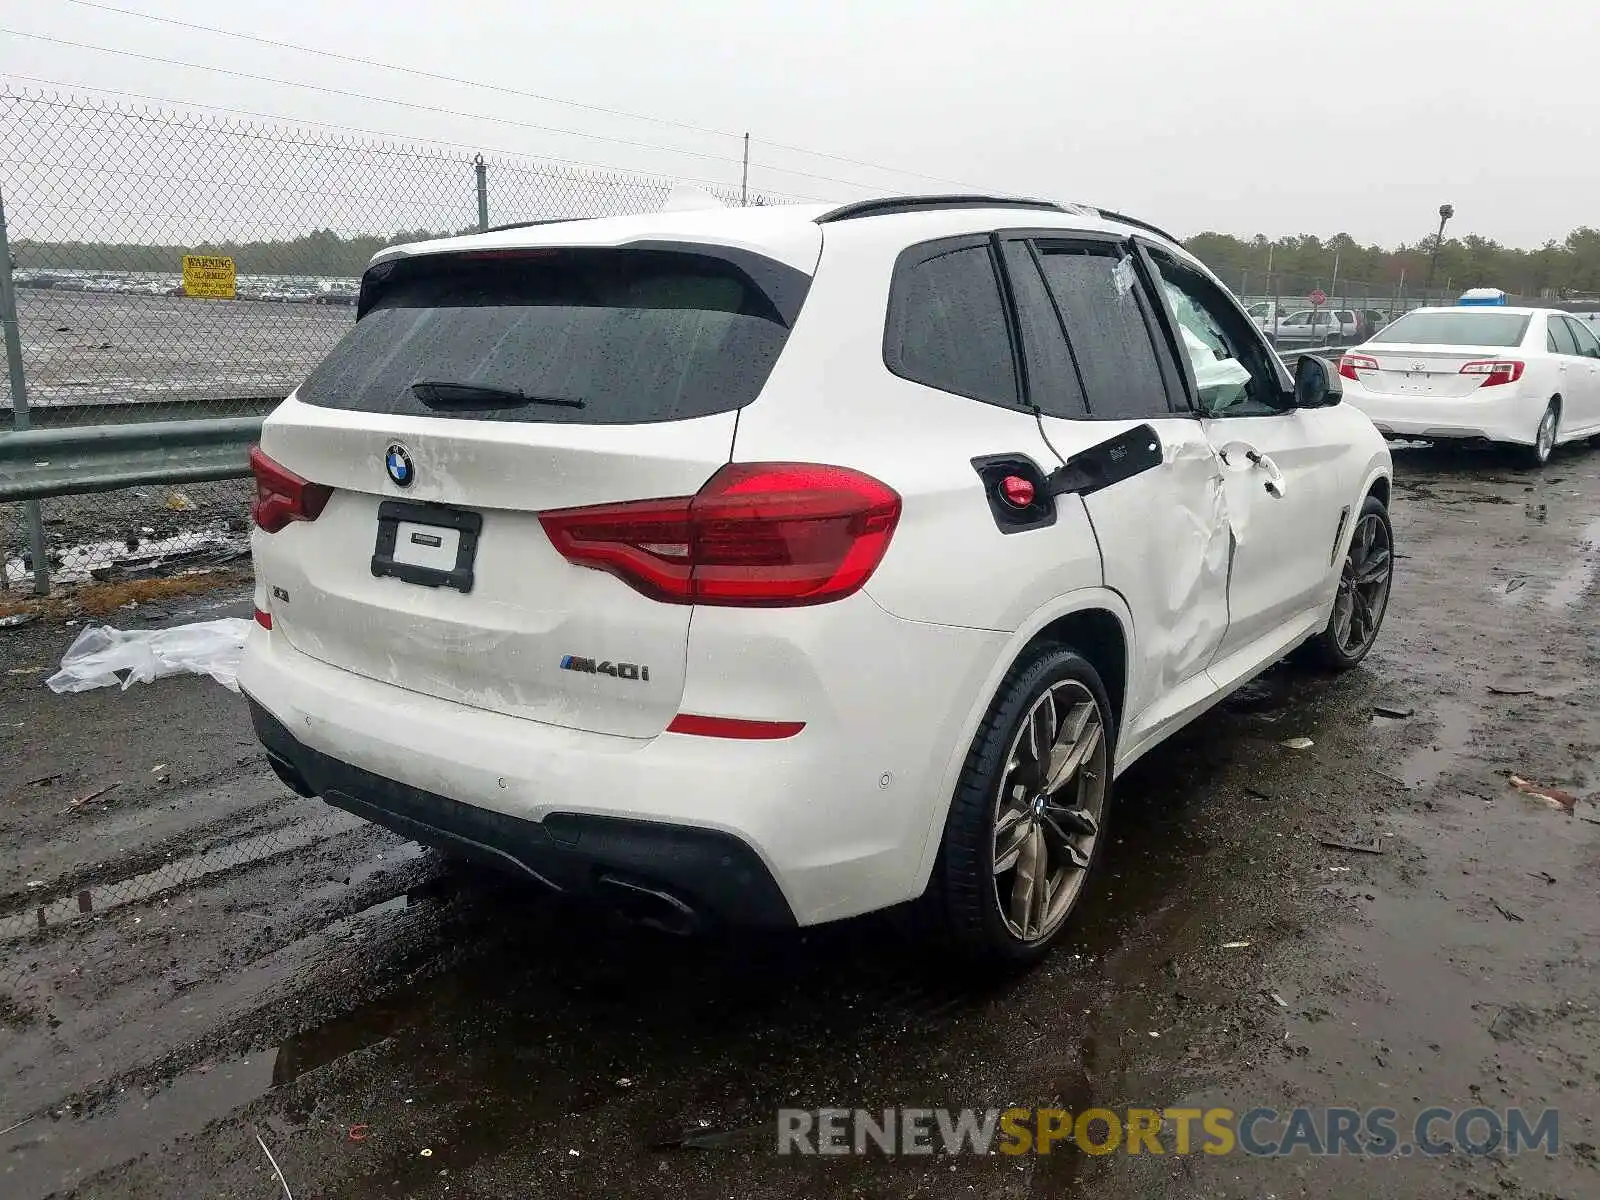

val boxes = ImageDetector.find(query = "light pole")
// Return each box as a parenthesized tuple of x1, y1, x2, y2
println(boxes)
(1425, 203, 1454, 295)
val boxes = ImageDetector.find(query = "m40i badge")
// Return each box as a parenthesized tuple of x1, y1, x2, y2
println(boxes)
(560, 656, 650, 681)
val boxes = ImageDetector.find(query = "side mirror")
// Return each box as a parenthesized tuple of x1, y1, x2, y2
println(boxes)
(1293, 354, 1343, 407)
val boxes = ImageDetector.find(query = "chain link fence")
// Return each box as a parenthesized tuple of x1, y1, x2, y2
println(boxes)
(0, 87, 787, 592)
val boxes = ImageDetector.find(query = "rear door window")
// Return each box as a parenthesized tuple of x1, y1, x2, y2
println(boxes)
(297, 247, 804, 425)
(997, 240, 1088, 419)
(884, 240, 1019, 408)
(1561, 316, 1600, 358)
(1033, 241, 1176, 419)
(1547, 316, 1580, 356)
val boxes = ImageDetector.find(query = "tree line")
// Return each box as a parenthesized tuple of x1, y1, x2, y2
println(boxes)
(1187, 227, 1600, 300)
(13, 223, 1600, 298)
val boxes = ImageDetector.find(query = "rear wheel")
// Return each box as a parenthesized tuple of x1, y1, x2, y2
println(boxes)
(1298, 495, 1394, 671)
(927, 646, 1114, 966)
(1530, 402, 1559, 467)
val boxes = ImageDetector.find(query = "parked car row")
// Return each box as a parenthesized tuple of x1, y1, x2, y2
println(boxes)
(1245, 300, 1395, 346)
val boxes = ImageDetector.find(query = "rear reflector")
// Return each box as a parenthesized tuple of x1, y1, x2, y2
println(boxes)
(253, 607, 273, 630)
(1338, 353, 1379, 381)
(250, 446, 333, 533)
(666, 714, 805, 739)
(539, 462, 901, 607)
(1459, 359, 1524, 387)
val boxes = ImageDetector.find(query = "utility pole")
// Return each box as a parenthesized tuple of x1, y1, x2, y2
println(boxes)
(1425, 203, 1454, 295)
(741, 133, 750, 207)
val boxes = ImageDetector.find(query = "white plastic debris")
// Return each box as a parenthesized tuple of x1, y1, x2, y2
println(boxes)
(45, 619, 253, 694)
(1112, 255, 1139, 296)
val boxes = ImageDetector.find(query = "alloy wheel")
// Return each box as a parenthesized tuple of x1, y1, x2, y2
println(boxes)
(991, 680, 1109, 943)
(1535, 407, 1558, 464)
(1332, 512, 1392, 657)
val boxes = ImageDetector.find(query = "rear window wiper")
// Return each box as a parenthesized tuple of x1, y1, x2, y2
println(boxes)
(410, 380, 586, 410)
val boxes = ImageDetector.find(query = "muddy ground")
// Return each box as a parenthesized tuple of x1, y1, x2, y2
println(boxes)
(1, 442, 1597, 1200)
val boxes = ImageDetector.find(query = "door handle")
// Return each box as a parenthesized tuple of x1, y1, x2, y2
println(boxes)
(1220, 444, 1287, 498)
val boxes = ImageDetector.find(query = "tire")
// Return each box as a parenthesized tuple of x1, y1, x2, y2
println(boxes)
(925, 644, 1115, 967)
(1298, 495, 1394, 671)
(1529, 401, 1559, 467)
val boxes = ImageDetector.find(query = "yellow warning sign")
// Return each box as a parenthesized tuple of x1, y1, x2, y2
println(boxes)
(182, 254, 236, 300)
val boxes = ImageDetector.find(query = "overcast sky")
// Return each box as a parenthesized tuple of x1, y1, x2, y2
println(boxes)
(3, 0, 1595, 247)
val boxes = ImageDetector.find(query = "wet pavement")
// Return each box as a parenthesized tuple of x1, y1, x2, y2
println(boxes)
(2, 442, 1598, 1199)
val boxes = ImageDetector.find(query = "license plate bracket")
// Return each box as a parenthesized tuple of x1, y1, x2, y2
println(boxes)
(371, 500, 482, 593)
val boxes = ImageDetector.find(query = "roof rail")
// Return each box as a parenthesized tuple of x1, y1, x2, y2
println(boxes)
(815, 194, 1067, 224)
(483, 216, 594, 233)
(1094, 208, 1184, 247)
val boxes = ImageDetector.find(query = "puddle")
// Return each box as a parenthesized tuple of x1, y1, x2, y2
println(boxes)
(0, 812, 365, 941)
(1394, 698, 1478, 791)
(0, 889, 421, 1200)
(1, 1053, 282, 1199)
(1542, 517, 1600, 610)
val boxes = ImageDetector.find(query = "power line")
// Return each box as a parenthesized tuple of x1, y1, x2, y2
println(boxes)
(56, 0, 979, 191)
(59, 0, 743, 143)
(1, 27, 894, 193)
(0, 72, 829, 202)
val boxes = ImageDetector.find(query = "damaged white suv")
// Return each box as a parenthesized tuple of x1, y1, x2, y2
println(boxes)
(240, 195, 1393, 964)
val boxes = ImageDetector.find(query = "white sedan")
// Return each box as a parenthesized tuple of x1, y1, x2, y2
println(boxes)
(1338, 306, 1600, 465)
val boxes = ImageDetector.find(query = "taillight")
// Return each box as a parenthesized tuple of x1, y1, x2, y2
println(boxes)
(539, 463, 902, 607)
(253, 607, 273, 630)
(1339, 354, 1379, 381)
(250, 446, 332, 533)
(1459, 360, 1524, 387)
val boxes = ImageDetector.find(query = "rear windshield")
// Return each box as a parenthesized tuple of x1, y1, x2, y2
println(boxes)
(297, 248, 804, 424)
(1369, 310, 1531, 348)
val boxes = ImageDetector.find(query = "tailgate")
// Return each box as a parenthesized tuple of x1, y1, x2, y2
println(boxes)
(251, 242, 812, 739)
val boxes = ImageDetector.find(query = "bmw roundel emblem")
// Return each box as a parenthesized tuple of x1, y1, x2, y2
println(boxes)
(385, 443, 415, 488)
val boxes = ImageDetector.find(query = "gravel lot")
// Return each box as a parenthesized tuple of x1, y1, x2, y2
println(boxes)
(1, 442, 1597, 1200)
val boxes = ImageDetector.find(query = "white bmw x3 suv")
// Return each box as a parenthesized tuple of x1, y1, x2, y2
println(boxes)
(239, 194, 1394, 964)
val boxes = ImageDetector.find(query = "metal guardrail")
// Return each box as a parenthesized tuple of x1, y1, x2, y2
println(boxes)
(1, 396, 282, 432)
(0, 416, 262, 502)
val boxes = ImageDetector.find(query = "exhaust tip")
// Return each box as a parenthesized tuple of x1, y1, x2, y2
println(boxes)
(596, 873, 701, 936)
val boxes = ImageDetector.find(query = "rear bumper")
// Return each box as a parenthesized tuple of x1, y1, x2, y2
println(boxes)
(247, 697, 794, 929)
(1343, 386, 1545, 446)
(237, 605, 1004, 928)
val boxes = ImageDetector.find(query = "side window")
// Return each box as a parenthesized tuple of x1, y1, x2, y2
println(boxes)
(1547, 316, 1579, 356)
(1143, 249, 1287, 417)
(1034, 242, 1174, 419)
(1562, 316, 1600, 358)
(998, 241, 1088, 419)
(885, 241, 1018, 408)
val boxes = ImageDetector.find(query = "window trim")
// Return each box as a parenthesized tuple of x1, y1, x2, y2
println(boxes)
(1133, 238, 1295, 418)
(1013, 232, 1187, 420)
(881, 233, 1023, 411)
